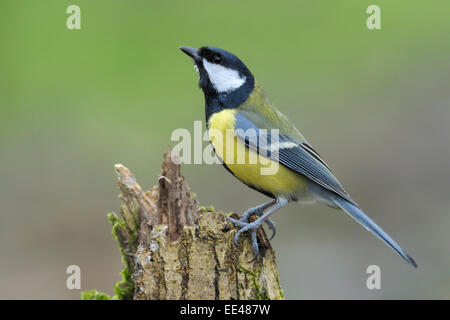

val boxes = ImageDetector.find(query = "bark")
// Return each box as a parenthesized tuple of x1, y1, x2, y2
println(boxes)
(111, 150, 283, 300)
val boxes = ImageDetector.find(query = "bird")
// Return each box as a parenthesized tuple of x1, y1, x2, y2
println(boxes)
(180, 45, 417, 267)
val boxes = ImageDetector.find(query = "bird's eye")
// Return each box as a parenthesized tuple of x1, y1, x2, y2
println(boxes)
(212, 54, 222, 64)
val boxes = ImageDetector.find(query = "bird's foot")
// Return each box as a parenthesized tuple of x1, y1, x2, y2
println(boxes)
(227, 198, 287, 262)
(238, 207, 276, 240)
(227, 217, 265, 262)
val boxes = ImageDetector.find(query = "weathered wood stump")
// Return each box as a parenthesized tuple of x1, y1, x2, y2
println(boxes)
(111, 150, 283, 300)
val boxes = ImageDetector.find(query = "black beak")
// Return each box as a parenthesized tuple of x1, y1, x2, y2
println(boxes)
(180, 46, 200, 61)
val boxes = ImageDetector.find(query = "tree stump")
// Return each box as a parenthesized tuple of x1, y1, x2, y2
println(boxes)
(110, 150, 283, 300)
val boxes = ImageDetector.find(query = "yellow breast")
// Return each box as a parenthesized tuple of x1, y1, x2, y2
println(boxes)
(207, 109, 307, 198)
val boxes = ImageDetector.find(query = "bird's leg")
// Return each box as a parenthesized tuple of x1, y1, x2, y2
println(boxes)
(230, 199, 277, 240)
(228, 197, 288, 260)
(254, 210, 277, 240)
(239, 199, 275, 222)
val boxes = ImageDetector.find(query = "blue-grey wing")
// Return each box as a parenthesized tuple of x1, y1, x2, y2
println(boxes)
(234, 110, 357, 206)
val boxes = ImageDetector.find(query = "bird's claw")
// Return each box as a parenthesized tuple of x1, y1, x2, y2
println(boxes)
(236, 210, 277, 240)
(264, 218, 276, 240)
(248, 231, 259, 263)
(227, 203, 278, 259)
(227, 217, 264, 260)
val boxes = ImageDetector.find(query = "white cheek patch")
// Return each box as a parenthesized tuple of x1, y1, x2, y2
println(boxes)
(202, 58, 246, 93)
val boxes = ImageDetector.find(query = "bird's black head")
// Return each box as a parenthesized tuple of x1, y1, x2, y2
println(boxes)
(180, 46, 255, 116)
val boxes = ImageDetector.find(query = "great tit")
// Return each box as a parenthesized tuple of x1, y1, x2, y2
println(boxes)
(180, 45, 417, 267)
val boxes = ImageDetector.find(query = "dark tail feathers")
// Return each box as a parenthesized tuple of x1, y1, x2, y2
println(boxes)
(333, 196, 417, 268)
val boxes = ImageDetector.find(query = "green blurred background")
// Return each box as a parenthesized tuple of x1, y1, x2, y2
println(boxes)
(1, 0, 449, 299)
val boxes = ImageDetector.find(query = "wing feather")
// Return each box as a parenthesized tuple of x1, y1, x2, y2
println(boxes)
(234, 111, 357, 206)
